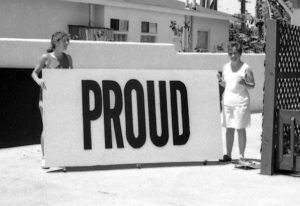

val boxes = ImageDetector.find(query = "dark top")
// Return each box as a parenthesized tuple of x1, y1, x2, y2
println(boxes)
(39, 52, 72, 101)
(56, 52, 71, 69)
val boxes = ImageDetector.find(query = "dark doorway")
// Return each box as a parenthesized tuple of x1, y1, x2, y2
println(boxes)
(0, 68, 41, 148)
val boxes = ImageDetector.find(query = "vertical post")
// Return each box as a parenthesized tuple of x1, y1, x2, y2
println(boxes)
(241, 0, 246, 33)
(190, 16, 193, 52)
(213, 0, 218, 10)
(183, 16, 187, 51)
(206, 0, 211, 8)
(184, 15, 192, 52)
(88, 4, 94, 27)
(291, 117, 295, 170)
(185, 0, 189, 9)
(192, 0, 196, 10)
(261, 20, 278, 175)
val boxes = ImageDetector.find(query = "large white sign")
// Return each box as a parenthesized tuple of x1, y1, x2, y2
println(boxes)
(43, 69, 223, 167)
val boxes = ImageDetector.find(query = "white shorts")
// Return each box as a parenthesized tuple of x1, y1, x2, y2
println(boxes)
(222, 105, 250, 129)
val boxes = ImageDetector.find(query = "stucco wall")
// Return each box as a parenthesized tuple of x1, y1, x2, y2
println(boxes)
(290, 0, 300, 26)
(103, 6, 229, 52)
(0, 0, 230, 52)
(192, 17, 229, 52)
(0, 0, 89, 39)
(103, 6, 184, 48)
(0, 39, 265, 112)
(291, 10, 300, 26)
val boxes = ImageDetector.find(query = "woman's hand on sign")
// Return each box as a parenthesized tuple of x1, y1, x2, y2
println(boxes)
(217, 72, 225, 87)
(237, 77, 246, 86)
(38, 79, 46, 90)
(217, 73, 222, 81)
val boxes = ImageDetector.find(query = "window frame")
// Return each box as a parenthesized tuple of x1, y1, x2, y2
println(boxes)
(140, 35, 157, 43)
(140, 21, 158, 43)
(110, 18, 129, 42)
(196, 30, 210, 52)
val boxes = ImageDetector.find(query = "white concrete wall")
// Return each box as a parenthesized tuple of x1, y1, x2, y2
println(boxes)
(0, 0, 89, 39)
(0, 38, 265, 112)
(192, 17, 229, 52)
(291, 10, 300, 26)
(290, 1, 300, 26)
(103, 6, 229, 52)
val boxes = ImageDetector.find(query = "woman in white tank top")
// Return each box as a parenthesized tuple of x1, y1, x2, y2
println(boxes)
(218, 42, 255, 162)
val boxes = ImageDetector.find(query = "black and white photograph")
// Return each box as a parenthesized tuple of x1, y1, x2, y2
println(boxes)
(1, 0, 300, 205)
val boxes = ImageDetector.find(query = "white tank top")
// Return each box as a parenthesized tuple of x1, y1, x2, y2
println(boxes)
(222, 62, 250, 106)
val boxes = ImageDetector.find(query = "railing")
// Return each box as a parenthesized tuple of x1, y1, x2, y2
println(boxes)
(278, 110, 300, 172)
(68, 25, 114, 41)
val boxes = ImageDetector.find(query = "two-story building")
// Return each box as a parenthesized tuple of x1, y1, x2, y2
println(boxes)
(0, 0, 233, 52)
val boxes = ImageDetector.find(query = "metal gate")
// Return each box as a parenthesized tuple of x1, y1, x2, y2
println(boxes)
(278, 110, 300, 171)
(262, 20, 300, 175)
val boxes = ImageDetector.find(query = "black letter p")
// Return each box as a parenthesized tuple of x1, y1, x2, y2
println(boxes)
(82, 80, 102, 150)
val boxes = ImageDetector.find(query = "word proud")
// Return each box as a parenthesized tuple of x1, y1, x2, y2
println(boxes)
(82, 79, 190, 150)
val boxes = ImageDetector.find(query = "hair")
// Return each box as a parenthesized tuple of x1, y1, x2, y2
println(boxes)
(47, 31, 70, 53)
(228, 41, 243, 55)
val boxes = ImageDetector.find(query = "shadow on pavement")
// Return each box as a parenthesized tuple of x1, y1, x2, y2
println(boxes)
(46, 161, 232, 173)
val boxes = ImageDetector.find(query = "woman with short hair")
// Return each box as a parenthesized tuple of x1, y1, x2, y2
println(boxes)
(218, 41, 255, 162)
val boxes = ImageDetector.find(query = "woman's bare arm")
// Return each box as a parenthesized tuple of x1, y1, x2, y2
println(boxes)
(32, 54, 47, 89)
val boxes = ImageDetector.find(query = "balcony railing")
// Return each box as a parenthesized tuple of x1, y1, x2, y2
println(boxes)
(68, 25, 114, 41)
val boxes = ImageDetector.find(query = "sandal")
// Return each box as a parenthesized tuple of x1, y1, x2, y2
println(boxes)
(41, 159, 50, 169)
(219, 155, 232, 162)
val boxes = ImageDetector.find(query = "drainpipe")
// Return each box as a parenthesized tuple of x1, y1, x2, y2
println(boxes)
(206, 0, 211, 8)
(184, 15, 193, 52)
(200, 0, 205, 7)
(88, 4, 95, 27)
(241, 0, 246, 33)
(190, 15, 193, 52)
(184, 1, 194, 52)
(185, 0, 189, 9)
(183, 16, 187, 51)
(192, 0, 196, 10)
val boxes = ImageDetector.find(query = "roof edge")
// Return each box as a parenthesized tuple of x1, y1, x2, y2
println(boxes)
(60, 0, 234, 21)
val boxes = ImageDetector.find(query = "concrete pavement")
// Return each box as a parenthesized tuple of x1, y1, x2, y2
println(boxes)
(1, 113, 300, 206)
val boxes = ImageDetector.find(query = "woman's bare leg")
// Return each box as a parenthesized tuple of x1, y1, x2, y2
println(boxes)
(226, 128, 235, 158)
(39, 101, 44, 157)
(237, 128, 246, 159)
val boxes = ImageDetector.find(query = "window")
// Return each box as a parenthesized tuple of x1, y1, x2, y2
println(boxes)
(141, 22, 157, 33)
(111, 19, 119, 30)
(140, 35, 156, 43)
(149, 23, 157, 33)
(196, 31, 209, 52)
(141, 21, 157, 43)
(113, 34, 127, 42)
(110, 19, 129, 31)
(110, 18, 129, 42)
(68, 25, 113, 41)
(141, 22, 149, 33)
